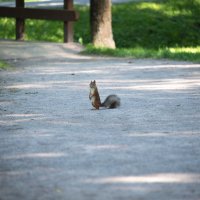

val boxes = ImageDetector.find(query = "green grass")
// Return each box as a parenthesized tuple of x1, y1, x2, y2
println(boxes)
(112, 0, 200, 48)
(0, 60, 10, 70)
(84, 45, 200, 62)
(0, 0, 200, 62)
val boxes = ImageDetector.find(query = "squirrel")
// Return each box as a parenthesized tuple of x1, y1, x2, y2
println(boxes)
(89, 80, 120, 109)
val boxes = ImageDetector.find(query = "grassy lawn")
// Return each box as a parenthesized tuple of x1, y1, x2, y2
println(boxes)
(0, 60, 10, 70)
(0, 0, 200, 62)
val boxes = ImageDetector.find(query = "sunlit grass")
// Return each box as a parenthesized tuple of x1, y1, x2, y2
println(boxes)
(135, 2, 193, 16)
(84, 45, 200, 62)
(25, 19, 63, 42)
(169, 47, 200, 54)
(136, 3, 162, 11)
(161, 47, 200, 62)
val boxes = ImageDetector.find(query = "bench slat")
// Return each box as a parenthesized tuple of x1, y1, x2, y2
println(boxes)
(0, 7, 79, 21)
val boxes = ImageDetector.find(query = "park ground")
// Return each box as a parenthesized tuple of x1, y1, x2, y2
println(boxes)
(0, 40, 200, 200)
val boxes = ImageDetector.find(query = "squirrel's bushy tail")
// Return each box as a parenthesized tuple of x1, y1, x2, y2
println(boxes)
(101, 95, 120, 109)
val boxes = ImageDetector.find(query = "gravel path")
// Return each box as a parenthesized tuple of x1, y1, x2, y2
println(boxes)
(0, 41, 200, 200)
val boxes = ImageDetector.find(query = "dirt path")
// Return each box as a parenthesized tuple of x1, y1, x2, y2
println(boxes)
(0, 41, 200, 200)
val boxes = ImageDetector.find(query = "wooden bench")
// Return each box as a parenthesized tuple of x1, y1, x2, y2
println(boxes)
(0, 0, 79, 42)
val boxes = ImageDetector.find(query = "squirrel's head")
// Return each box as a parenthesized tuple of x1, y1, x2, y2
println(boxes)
(90, 80, 97, 88)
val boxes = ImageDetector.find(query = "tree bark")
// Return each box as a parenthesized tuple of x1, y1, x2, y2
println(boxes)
(90, 0, 115, 49)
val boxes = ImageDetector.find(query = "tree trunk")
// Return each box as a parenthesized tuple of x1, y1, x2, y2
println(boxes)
(90, 0, 115, 49)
